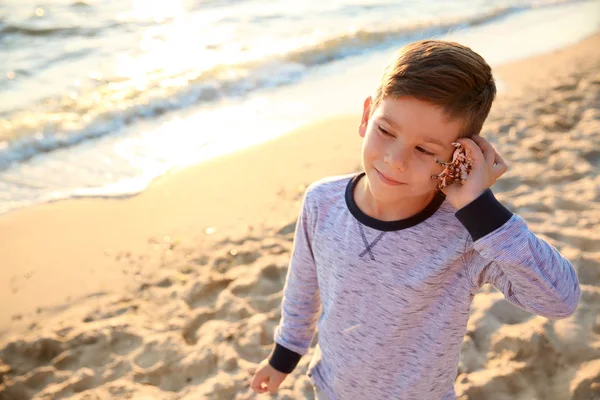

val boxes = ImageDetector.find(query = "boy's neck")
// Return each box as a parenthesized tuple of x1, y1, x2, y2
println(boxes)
(354, 173, 437, 222)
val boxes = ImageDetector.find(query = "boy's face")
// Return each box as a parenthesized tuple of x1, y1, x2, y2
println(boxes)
(358, 95, 463, 203)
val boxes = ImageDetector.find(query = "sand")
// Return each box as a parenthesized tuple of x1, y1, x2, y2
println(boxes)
(1, 34, 599, 399)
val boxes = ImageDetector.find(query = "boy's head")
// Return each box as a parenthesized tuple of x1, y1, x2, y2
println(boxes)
(358, 40, 496, 204)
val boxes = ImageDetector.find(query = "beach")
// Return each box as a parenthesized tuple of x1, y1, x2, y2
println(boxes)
(1, 26, 599, 400)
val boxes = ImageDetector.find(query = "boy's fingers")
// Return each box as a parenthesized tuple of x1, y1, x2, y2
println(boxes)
(492, 153, 509, 179)
(250, 372, 266, 392)
(455, 138, 483, 163)
(250, 372, 259, 388)
(494, 152, 508, 169)
(470, 135, 496, 166)
(268, 376, 281, 394)
(254, 383, 268, 394)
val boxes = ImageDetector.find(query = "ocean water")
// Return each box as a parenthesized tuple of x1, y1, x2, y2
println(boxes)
(1, 0, 599, 215)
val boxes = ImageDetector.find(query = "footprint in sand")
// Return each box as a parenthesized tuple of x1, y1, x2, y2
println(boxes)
(82, 303, 139, 323)
(545, 231, 600, 252)
(181, 308, 218, 345)
(570, 359, 600, 400)
(110, 330, 144, 356)
(488, 299, 535, 325)
(575, 256, 600, 286)
(491, 176, 522, 193)
(2, 336, 65, 367)
(228, 263, 286, 299)
(277, 221, 297, 236)
(213, 249, 262, 273)
(583, 149, 600, 167)
(182, 275, 233, 309)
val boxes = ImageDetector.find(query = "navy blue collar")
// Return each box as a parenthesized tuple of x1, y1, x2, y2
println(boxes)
(345, 172, 446, 232)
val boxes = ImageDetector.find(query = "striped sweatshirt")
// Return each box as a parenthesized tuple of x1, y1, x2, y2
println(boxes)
(268, 172, 581, 400)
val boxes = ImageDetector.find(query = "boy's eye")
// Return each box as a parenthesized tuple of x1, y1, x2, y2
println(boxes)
(377, 126, 435, 156)
(378, 126, 393, 137)
(417, 147, 435, 156)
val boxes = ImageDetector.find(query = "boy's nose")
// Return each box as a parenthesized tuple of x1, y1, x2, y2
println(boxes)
(384, 148, 409, 171)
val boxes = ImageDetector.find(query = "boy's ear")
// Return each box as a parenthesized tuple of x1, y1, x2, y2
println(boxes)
(359, 96, 372, 138)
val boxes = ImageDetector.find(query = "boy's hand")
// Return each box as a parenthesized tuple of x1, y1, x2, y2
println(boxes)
(250, 358, 289, 395)
(441, 135, 508, 210)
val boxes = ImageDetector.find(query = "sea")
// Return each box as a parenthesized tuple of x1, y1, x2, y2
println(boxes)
(1, 0, 599, 215)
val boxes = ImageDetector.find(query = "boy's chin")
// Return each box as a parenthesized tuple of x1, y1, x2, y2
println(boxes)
(366, 173, 406, 197)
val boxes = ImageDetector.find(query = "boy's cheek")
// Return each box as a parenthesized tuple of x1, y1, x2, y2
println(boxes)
(365, 139, 384, 160)
(361, 144, 377, 165)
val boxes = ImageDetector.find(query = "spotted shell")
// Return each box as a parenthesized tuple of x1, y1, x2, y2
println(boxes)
(430, 142, 473, 190)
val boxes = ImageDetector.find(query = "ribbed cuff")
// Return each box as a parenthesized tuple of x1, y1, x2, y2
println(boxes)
(268, 343, 302, 374)
(455, 189, 513, 241)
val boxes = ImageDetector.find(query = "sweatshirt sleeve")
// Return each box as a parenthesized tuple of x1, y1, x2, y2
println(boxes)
(268, 188, 322, 374)
(456, 189, 581, 319)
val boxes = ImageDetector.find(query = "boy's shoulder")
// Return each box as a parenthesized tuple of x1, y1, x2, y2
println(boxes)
(305, 172, 357, 202)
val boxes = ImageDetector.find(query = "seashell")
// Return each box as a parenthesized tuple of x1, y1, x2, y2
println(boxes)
(431, 142, 472, 190)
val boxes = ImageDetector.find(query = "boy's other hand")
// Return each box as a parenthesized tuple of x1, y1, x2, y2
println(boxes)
(250, 358, 289, 395)
(442, 135, 508, 210)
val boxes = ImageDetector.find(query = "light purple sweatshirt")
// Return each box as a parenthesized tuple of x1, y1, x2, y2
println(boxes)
(268, 172, 581, 400)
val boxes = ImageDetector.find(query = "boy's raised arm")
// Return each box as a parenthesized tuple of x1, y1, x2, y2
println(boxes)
(268, 190, 322, 374)
(457, 189, 581, 319)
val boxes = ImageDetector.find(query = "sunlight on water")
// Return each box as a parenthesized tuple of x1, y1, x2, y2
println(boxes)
(127, 0, 186, 23)
(0, 0, 598, 214)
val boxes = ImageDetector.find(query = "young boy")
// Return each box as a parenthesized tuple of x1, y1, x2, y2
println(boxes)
(249, 40, 581, 399)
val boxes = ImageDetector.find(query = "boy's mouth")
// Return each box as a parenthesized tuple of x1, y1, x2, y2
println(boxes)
(374, 168, 404, 186)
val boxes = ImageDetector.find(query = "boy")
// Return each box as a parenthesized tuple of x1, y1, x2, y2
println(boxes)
(249, 40, 581, 399)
